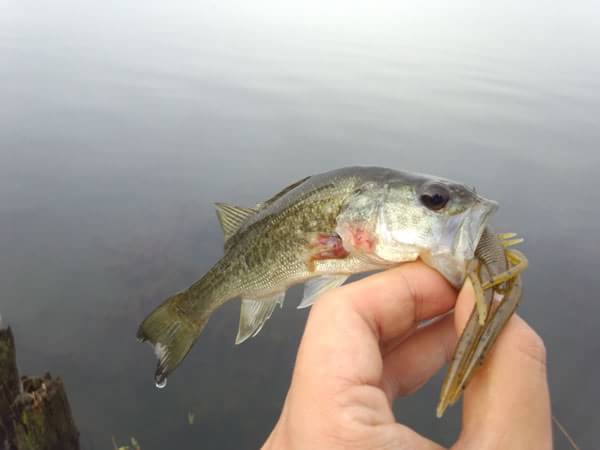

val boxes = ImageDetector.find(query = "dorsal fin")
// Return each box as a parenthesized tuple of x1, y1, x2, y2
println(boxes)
(214, 203, 257, 243)
(256, 176, 311, 210)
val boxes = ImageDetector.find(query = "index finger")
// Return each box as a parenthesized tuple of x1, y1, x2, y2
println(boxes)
(455, 282, 553, 448)
(294, 262, 457, 390)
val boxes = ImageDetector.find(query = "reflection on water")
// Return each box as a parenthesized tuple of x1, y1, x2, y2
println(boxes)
(1, 1, 599, 448)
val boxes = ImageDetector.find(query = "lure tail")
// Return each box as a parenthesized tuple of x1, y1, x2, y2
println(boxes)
(137, 291, 209, 386)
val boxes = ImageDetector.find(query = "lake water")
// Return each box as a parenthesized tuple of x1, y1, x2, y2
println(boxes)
(1, 1, 599, 448)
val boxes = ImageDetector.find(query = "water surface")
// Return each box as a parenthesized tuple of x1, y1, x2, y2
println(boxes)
(1, 1, 599, 448)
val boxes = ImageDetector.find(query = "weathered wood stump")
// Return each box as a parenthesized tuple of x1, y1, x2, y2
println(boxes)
(0, 326, 80, 450)
(11, 374, 80, 450)
(0, 328, 20, 448)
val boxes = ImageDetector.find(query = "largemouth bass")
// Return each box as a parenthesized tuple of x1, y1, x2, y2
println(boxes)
(137, 166, 499, 387)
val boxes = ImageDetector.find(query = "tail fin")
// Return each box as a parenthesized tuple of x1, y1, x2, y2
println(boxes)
(137, 291, 207, 386)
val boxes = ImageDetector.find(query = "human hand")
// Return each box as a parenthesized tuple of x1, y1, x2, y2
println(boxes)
(262, 262, 552, 450)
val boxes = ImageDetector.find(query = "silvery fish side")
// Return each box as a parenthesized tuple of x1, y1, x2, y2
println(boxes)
(137, 166, 498, 386)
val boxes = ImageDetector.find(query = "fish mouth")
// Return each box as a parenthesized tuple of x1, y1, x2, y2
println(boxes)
(427, 197, 497, 287)
(458, 197, 498, 259)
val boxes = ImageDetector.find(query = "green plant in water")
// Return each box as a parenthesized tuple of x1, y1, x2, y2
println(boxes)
(111, 435, 141, 450)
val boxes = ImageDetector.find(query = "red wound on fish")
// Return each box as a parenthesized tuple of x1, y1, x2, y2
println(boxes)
(347, 227, 375, 252)
(308, 232, 349, 261)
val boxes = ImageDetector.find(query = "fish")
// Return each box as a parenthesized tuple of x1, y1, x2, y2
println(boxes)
(137, 166, 499, 387)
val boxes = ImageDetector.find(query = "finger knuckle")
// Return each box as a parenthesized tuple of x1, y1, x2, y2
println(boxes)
(324, 421, 367, 448)
(515, 325, 547, 368)
(320, 386, 390, 447)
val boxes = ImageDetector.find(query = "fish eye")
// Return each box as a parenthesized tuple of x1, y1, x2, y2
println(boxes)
(419, 184, 450, 211)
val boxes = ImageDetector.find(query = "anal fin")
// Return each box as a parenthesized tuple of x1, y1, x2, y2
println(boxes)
(236, 293, 285, 344)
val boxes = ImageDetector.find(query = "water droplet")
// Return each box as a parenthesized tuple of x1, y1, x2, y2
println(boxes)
(155, 377, 167, 389)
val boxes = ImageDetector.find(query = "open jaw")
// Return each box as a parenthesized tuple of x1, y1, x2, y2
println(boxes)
(420, 198, 498, 287)
(450, 197, 498, 261)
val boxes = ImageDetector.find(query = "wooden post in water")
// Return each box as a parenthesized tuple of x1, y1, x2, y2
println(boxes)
(0, 327, 20, 448)
(0, 325, 80, 450)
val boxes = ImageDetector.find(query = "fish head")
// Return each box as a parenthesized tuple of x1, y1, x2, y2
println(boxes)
(336, 173, 498, 286)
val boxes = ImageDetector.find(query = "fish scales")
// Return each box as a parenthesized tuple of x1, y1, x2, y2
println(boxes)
(224, 179, 356, 296)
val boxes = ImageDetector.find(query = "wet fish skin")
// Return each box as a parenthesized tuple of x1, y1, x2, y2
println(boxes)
(137, 166, 497, 386)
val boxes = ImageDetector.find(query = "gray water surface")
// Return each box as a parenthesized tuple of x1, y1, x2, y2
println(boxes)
(1, 1, 599, 448)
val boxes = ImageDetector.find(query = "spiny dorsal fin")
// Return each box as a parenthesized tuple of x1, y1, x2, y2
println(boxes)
(214, 203, 257, 243)
(256, 176, 311, 210)
(236, 293, 285, 344)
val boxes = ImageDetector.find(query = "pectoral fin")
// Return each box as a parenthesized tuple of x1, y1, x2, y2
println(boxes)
(236, 293, 285, 344)
(297, 275, 349, 309)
